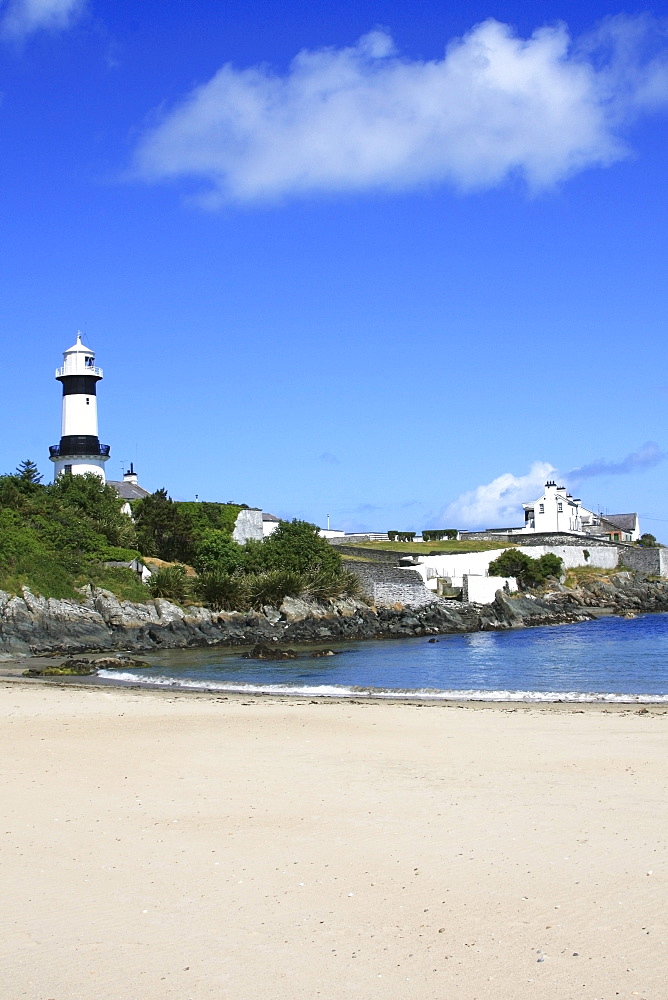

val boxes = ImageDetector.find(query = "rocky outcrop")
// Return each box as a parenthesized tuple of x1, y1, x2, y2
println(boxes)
(1, 571, 667, 659)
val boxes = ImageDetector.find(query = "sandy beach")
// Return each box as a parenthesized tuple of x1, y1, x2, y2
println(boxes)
(1, 681, 666, 999)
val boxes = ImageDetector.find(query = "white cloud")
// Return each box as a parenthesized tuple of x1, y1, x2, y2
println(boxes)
(1, 0, 84, 38)
(438, 461, 555, 529)
(134, 15, 668, 205)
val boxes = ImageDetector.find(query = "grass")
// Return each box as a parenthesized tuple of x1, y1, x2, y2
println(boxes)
(85, 566, 151, 603)
(563, 565, 621, 589)
(344, 539, 516, 555)
(0, 557, 150, 604)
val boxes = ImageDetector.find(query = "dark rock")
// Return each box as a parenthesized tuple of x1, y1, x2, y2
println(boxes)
(243, 643, 298, 660)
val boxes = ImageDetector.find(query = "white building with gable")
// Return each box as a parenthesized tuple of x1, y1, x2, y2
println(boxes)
(521, 480, 639, 542)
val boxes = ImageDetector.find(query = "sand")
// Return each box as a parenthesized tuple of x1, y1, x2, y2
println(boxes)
(1, 681, 666, 999)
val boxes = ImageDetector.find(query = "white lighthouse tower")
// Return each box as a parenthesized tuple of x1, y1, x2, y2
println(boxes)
(49, 333, 110, 481)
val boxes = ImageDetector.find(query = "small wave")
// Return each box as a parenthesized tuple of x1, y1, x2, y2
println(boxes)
(96, 670, 668, 703)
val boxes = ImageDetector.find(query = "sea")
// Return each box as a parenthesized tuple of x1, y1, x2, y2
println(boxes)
(94, 611, 668, 704)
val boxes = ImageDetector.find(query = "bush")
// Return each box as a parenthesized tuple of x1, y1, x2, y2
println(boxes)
(245, 569, 305, 609)
(303, 568, 362, 601)
(422, 530, 457, 542)
(194, 570, 249, 611)
(193, 530, 243, 574)
(147, 565, 190, 602)
(241, 520, 341, 576)
(487, 549, 563, 589)
(639, 533, 657, 547)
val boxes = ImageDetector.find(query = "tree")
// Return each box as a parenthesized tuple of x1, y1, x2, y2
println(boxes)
(48, 473, 133, 547)
(133, 488, 193, 562)
(16, 459, 42, 485)
(639, 533, 657, 547)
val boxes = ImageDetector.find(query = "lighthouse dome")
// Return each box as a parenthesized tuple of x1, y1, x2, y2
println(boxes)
(56, 332, 103, 380)
(64, 332, 94, 356)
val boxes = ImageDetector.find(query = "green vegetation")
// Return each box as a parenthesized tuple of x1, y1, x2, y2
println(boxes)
(422, 529, 458, 541)
(488, 549, 563, 589)
(563, 565, 624, 588)
(0, 465, 360, 612)
(639, 533, 658, 547)
(388, 530, 416, 542)
(183, 521, 360, 610)
(0, 463, 143, 600)
(133, 489, 244, 564)
(147, 564, 190, 602)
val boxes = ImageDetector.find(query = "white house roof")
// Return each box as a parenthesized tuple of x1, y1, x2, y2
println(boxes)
(107, 480, 151, 501)
(262, 512, 280, 522)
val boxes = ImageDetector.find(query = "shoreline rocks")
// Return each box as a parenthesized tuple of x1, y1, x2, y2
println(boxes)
(2, 572, 668, 660)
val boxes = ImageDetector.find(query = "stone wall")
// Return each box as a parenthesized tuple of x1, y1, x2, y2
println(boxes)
(344, 560, 436, 608)
(232, 508, 264, 544)
(617, 546, 668, 577)
(335, 545, 402, 564)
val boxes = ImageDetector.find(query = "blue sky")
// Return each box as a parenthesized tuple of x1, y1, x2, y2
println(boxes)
(1, 1, 667, 537)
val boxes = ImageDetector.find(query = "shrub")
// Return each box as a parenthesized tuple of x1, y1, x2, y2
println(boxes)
(147, 565, 190, 602)
(241, 520, 341, 576)
(488, 549, 563, 589)
(639, 533, 657, 547)
(193, 530, 243, 574)
(303, 568, 362, 601)
(245, 569, 305, 609)
(195, 570, 249, 611)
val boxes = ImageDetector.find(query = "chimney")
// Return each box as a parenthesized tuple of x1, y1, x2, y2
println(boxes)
(123, 462, 138, 485)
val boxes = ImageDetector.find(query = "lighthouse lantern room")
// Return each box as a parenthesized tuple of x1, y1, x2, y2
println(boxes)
(49, 333, 110, 481)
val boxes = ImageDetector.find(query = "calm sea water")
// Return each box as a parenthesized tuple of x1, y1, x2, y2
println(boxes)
(95, 612, 668, 703)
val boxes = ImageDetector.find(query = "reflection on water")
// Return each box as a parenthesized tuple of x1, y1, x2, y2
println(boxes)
(96, 613, 668, 701)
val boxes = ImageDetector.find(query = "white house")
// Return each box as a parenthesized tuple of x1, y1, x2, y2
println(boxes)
(522, 481, 583, 533)
(107, 464, 151, 515)
(519, 481, 639, 542)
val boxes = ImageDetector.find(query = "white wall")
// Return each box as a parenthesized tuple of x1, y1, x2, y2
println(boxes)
(52, 458, 107, 480)
(411, 549, 510, 583)
(525, 545, 618, 569)
(412, 544, 618, 584)
(62, 393, 98, 436)
(233, 509, 264, 543)
(464, 575, 517, 604)
(262, 519, 280, 537)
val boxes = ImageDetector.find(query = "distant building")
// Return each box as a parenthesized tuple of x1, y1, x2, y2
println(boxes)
(107, 464, 151, 515)
(475, 479, 640, 542)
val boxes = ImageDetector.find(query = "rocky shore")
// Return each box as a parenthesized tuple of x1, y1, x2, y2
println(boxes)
(1, 570, 668, 659)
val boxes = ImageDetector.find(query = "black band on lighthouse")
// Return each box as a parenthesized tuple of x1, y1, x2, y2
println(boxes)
(58, 435, 103, 456)
(60, 375, 98, 396)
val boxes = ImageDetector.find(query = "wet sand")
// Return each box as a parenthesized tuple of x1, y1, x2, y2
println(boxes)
(1, 681, 666, 999)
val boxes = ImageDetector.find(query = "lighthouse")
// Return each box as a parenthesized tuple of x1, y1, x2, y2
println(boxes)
(49, 333, 110, 481)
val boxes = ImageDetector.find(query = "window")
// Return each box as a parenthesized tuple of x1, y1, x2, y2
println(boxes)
(539, 503, 544, 514)
(64, 464, 72, 474)
(86, 397, 90, 405)
(557, 502, 563, 512)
